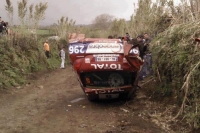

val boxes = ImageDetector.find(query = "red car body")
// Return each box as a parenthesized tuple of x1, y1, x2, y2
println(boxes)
(68, 37, 143, 101)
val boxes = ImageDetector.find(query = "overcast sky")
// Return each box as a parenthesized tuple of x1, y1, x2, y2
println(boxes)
(0, 0, 138, 25)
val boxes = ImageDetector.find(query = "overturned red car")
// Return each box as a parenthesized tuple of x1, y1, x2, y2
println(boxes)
(68, 35, 143, 101)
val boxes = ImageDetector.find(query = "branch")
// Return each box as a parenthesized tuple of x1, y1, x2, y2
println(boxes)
(172, 61, 200, 120)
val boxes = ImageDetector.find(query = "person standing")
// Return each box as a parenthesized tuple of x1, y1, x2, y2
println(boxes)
(60, 47, 65, 69)
(124, 32, 130, 42)
(130, 35, 146, 89)
(133, 35, 147, 81)
(139, 53, 148, 80)
(3, 21, 8, 35)
(44, 40, 50, 58)
(143, 33, 153, 76)
(146, 51, 153, 76)
(0, 17, 3, 34)
(144, 33, 152, 50)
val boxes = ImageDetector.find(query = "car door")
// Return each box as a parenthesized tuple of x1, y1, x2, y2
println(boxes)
(123, 41, 143, 70)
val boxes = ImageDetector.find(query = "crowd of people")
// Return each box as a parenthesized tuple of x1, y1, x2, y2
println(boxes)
(109, 32, 153, 85)
(126, 33, 153, 89)
(130, 33, 153, 79)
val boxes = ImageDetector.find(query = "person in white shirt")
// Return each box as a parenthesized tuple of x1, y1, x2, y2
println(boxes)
(60, 47, 65, 69)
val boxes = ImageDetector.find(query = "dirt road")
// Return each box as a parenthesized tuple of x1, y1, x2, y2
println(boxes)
(0, 65, 171, 133)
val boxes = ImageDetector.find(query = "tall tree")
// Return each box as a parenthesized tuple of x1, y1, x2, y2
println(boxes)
(56, 16, 76, 38)
(33, 2, 48, 30)
(92, 14, 114, 30)
(110, 18, 127, 37)
(189, 0, 200, 19)
(28, 4, 34, 29)
(17, 0, 28, 26)
(5, 0, 14, 26)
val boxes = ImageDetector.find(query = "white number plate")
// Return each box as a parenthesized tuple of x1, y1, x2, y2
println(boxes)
(96, 57, 118, 61)
(99, 94, 119, 99)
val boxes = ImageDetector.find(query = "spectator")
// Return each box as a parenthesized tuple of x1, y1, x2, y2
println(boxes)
(143, 33, 152, 51)
(144, 33, 151, 43)
(130, 35, 146, 87)
(136, 35, 146, 59)
(0, 17, 3, 34)
(60, 47, 66, 69)
(3, 22, 8, 34)
(44, 40, 50, 58)
(117, 36, 125, 43)
(124, 33, 130, 42)
(146, 51, 153, 76)
(121, 37, 125, 43)
(139, 53, 148, 80)
(143, 33, 153, 76)
(108, 35, 113, 39)
(134, 35, 147, 80)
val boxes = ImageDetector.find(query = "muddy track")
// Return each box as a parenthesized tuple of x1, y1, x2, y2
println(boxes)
(0, 65, 172, 133)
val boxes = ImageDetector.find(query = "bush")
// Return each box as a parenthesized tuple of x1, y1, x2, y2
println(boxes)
(152, 22, 200, 129)
(0, 33, 66, 89)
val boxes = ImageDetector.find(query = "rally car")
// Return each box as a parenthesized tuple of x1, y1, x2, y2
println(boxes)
(68, 34, 143, 101)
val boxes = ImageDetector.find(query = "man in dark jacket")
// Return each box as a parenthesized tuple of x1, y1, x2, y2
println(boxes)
(131, 35, 146, 59)
(0, 17, 3, 34)
(124, 33, 131, 42)
(143, 33, 152, 51)
(144, 33, 153, 76)
(129, 35, 147, 88)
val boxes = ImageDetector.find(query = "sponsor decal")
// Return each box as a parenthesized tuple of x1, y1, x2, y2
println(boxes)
(88, 43, 120, 49)
(85, 58, 90, 63)
(92, 88, 125, 94)
(69, 43, 124, 54)
(91, 64, 123, 70)
(87, 43, 122, 53)
(93, 54, 119, 57)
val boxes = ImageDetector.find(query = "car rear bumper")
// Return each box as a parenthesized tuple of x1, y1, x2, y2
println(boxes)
(83, 85, 134, 100)
(84, 85, 133, 95)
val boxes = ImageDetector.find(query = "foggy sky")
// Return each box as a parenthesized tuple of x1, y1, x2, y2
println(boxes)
(0, 0, 138, 25)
